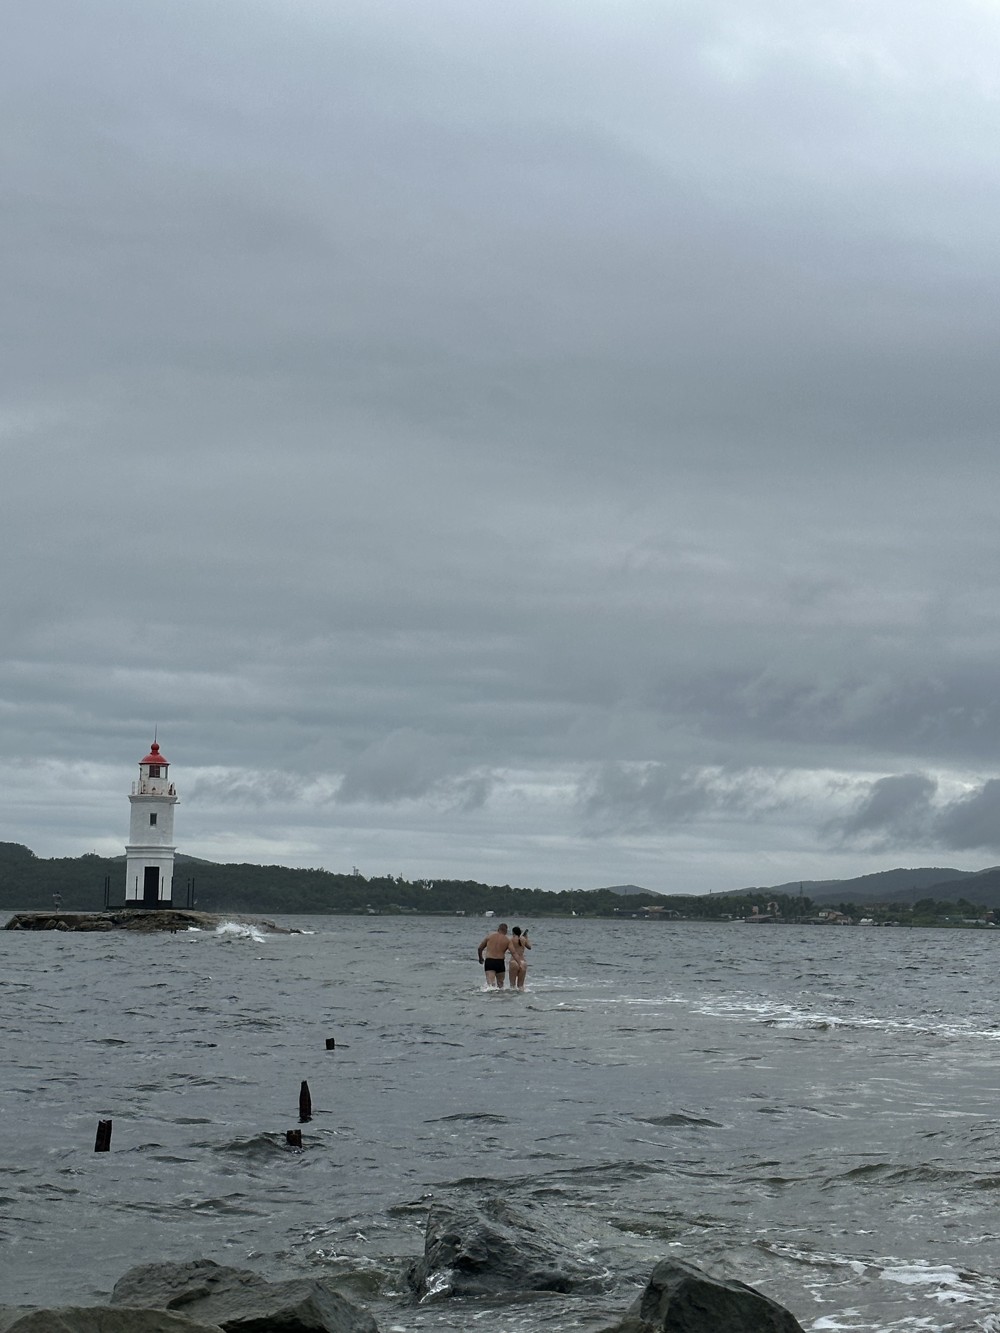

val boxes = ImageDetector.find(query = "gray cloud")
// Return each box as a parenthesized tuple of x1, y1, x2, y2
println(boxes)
(580, 763, 789, 836)
(187, 769, 317, 810)
(335, 728, 493, 808)
(934, 780, 1000, 852)
(825, 775, 1000, 858)
(4, 1, 1000, 891)
(825, 774, 938, 848)
(581, 764, 719, 834)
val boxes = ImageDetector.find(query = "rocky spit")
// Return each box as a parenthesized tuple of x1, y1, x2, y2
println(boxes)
(3, 909, 298, 934)
(0, 1204, 807, 1333)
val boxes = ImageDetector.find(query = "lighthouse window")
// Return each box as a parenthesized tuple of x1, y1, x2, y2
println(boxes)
(148, 765, 161, 777)
(149, 813, 158, 826)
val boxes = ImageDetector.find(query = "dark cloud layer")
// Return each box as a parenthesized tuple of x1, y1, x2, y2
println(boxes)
(4, 1, 1000, 890)
(828, 775, 1000, 856)
(826, 774, 938, 847)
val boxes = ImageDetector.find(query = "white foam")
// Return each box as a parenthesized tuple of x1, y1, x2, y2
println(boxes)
(880, 1264, 963, 1286)
(683, 992, 1000, 1044)
(419, 1268, 453, 1300)
(880, 1263, 977, 1302)
(214, 921, 267, 943)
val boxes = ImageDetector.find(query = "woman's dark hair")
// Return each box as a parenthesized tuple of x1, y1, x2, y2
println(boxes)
(512, 927, 521, 936)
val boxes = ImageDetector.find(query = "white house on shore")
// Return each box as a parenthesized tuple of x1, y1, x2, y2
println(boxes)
(124, 741, 178, 907)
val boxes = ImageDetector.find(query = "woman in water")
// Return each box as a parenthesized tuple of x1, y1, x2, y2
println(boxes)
(508, 926, 531, 990)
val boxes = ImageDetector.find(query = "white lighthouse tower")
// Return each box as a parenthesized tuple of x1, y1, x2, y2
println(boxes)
(124, 740, 179, 908)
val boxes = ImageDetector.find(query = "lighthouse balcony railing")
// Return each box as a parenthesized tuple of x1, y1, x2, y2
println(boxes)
(132, 781, 177, 796)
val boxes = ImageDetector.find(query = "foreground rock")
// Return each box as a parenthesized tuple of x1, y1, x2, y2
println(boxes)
(0, 1310, 224, 1333)
(4, 910, 297, 934)
(601, 1258, 805, 1333)
(110, 1259, 377, 1333)
(407, 1200, 610, 1300)
(1, 1243, 805, 1333)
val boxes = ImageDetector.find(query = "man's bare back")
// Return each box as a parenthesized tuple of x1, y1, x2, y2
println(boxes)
(477, 923, 511, 988)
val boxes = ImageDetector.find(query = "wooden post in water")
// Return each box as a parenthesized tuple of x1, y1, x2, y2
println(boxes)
(325, 1037, 336, 1050)
(94, 1119, 113, 1152)
(298, 1080, 312, 1122)
(286, 1129, 302, 1147)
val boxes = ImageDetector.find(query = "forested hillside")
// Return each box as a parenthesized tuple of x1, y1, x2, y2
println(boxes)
(0, 842, 806, 919)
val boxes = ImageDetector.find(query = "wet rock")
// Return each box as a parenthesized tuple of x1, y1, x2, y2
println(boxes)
(601, 1258, 805, 1333)
(0, 1308, 224, 1333)
(407, 1201, 609, 1300)
(110, 1258, 378, 1333)
(3, 911, 298, 934)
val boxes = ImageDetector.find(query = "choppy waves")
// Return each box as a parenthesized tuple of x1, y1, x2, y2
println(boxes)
(6, 916, 1000, 1331)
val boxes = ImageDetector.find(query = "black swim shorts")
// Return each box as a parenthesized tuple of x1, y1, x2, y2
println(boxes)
(484, 957, 505, 973)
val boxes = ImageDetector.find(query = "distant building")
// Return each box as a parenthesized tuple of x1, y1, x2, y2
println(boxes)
(124, 741, 178, 908)
(746, 901, 781, 921)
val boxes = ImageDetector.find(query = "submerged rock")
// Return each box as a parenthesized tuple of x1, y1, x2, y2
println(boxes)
(0, 1309, 224, 1333)
(601, 1258, 805, 1333)
(110, 1258, 377, 1333)
(407, 1200, 609, 1300)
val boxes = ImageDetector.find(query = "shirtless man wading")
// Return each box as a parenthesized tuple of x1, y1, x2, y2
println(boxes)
(477, 923, 512, 988)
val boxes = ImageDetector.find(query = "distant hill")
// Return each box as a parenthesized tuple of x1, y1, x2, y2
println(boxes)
(0, 842, 37, 864)
(728, 866, 979, 907)
(908, 866, 1000, 906)
(594, 884, 661, 897)
(762, 863, 976, 906)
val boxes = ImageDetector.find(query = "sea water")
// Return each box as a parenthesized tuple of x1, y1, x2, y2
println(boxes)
(4, 914, 1000, 1332)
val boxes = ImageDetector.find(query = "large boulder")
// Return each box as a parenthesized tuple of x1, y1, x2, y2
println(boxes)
(407, 1201, 609, 1300)
(0, 1308, 224, 1333)
(110, 1259, 378, 1333)
(602, 1258, 805, 1333)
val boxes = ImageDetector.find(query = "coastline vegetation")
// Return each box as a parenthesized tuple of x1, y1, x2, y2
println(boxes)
(0, 842, 997, 926)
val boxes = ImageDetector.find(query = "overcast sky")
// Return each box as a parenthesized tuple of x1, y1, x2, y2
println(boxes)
(5, 0, 1000, 894)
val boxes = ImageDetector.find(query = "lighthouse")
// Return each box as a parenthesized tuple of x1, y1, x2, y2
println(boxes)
(124, 741, 179, 908)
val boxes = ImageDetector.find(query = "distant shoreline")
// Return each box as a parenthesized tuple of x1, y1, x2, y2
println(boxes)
(5, 907, 993, 931)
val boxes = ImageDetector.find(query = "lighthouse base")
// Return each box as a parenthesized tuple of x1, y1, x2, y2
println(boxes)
(124, 847, 175, 908)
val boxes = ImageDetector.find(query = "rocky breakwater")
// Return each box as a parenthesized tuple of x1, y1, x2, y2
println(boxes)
(0, 1203, 810, 1333)
(3, 909, 297, 934)
(0, 1260, 378, 1333)
(408, 1202, 806, 1332)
